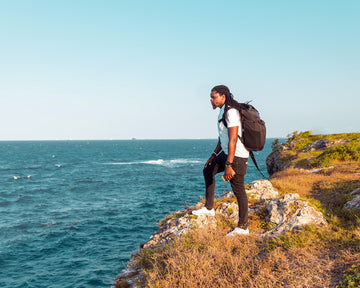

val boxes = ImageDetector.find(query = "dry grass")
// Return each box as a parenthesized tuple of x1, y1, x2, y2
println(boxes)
(131, 133, 360, 287)
(134, 225, 360, 288)
(271, 163, 360, 228)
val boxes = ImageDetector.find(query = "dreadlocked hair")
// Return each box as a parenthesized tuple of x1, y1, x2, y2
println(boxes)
(211, 85, 241, 115)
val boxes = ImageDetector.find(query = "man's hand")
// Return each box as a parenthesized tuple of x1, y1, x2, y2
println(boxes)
(223, 166, 236, 182)
(204, 155, 215, 168)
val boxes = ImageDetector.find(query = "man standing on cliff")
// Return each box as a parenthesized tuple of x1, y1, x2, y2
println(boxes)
(192, 85, 250, 236)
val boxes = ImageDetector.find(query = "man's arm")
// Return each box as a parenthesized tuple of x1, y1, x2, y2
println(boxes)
(214, 138, 222, 154)
(227, 126, 238, 164)
(204, 139, 222, 168)
(223, 126, 238, 181)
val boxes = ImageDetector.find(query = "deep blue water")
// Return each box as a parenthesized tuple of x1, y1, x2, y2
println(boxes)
(0, 139, 274, 288)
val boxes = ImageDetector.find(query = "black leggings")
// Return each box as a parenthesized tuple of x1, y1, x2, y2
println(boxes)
(203, 151, 248, 227)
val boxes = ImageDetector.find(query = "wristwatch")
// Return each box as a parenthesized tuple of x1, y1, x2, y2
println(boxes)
(225, 161, 232, 168)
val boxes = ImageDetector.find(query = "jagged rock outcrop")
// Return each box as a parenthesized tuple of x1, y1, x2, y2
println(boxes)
(211, 180, 279, 224)
(142, 209, 217, 250)
(266, 136, 354, 176)
(344, 188, 360, 210)
(266, 141, 289, 176)
(246, 179, 279, 200)
(299, 166, 335, 174)
(261, 193, 328, 238)
(115, 267, 144, 288)
(304, 139, 329, 152)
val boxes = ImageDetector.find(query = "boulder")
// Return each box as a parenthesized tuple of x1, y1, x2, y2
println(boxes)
(350, 187, 360, 196)
(266, 144, 291, 175)
(262, 193, 328, 238)
(344, 188, 360, 210)
(246, 180, 279, 200)
(115, 267, 143, 288)
(216, 201, 239, 223)
(304, 140, 329, 152)
(303, 166, 335, 173)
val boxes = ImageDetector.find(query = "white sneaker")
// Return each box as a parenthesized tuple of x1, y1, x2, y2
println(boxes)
(192, 207, 215, 217)
(226, 227, 249, 237)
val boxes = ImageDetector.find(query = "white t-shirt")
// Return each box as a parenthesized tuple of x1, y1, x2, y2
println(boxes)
(218, 105, 249, 158)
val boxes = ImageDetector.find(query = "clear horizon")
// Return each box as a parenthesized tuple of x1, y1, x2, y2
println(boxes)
(1, 132, 357, 141)
(1, 0, 359, 140)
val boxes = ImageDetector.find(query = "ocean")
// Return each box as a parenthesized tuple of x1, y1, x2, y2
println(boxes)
(0, 139, 274, 288)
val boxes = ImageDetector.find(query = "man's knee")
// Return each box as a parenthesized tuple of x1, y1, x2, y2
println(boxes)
(203, 166, 213, 179)
(203, 167, 209, 177)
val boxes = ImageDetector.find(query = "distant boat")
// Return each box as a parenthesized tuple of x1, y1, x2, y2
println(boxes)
(13, 176, 20, 180)
(131, 138, 138, 140)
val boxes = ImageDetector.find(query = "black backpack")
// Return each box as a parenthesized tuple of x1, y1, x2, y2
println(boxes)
(219, 102, 267, 178)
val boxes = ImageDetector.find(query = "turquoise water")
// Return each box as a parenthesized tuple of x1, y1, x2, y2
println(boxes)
(0, 139, 273, 287)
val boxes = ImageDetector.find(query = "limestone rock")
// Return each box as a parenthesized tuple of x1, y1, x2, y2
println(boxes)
(262, 193, 327, 238)
(344, 188, 360, 210)
(350, 187, 360, 196)
(303, 166, 335, 173)
(114, 267, 143, 288)
(304, 140, 329, 152)
(266, 146, 290, 176)
(222, 191, 235, 198)
(246, 180, 279, 200)
(266, 193, 300, 225)
(216, 201, 239, 223)
(344, 195, 360, 210)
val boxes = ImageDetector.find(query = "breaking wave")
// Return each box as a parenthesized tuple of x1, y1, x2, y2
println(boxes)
(105, 159, 202, 166)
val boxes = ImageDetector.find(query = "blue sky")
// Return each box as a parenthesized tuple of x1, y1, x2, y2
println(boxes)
(0, 0, 359, 140)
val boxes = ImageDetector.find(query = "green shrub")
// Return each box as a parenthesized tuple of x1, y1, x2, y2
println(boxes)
(137, 248, 158, 270)
(338, 264, 360, 288)
(293, 139, 313, 151)
(280, 150, 297, 164)
(309, 140, 360, 168)
(286, 131, 313, 143)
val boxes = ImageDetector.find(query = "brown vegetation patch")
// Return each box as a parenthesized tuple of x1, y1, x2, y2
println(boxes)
(271, 163, 360, 227)
(133, 225, 360, 288)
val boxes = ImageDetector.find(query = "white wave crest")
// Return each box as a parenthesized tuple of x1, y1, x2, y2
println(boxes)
(144, 159, 165, 165)
(105, 159, 202, 166)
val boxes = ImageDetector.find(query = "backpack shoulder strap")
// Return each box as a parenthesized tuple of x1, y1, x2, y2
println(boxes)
(218, 105, 242, 128)
(249, 151, 268, 179)
(218, 106, 245, 144)
(218, 110, 228, 128)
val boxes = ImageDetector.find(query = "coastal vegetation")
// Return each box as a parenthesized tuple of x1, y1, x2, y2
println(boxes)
(275, 131, 360, 170)
(117, 132, 360, 288)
